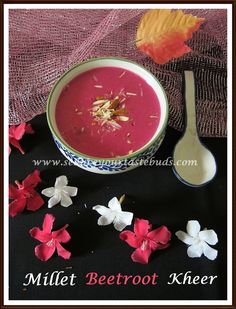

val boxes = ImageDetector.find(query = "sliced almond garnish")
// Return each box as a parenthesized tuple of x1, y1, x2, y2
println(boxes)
(150, 115, 158, 118)
(93, 75, 98, 82)
(90, 93, 131, 130)
(102, 101, 112, 109)
(118, 88, 125, 96)
(93, 99, 109, 105)
(118, 71, 126, 78)
(119, 116, 129, 122)
(110, 120, 122, 129)
(126, 92, 137, 96)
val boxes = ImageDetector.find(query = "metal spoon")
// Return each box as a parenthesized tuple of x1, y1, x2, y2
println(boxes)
(172, 71, 217, 187)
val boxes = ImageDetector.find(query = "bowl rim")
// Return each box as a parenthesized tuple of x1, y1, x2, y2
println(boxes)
(46, 56, 169, 162)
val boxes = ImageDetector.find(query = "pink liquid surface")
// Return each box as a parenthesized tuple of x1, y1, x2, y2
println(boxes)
(55, 67, 161, 158)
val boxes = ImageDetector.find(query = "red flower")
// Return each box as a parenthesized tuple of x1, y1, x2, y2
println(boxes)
(30, 214, 71, 261)
(9, 169, 44, 217)
(120, 218, 171, 264)
(9, 123, 34, 155)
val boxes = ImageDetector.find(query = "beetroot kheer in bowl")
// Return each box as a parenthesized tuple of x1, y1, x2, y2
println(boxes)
(47, 57, 168, 174)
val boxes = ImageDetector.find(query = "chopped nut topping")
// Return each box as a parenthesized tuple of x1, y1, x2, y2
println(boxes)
(96, 96, 105, 100)
(93, 99, 109, 105)
(119, 116, 129, 122)
(90, 95, 129, 130)
(119, 71, 126, 78)
(93, 75, 98, 82)
(126, 92, 137, 96)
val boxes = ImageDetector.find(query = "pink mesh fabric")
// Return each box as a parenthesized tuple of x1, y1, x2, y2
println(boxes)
(9, 9, 227, 137)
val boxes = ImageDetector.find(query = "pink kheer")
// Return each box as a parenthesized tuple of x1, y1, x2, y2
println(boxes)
(55, 67, 161, 158)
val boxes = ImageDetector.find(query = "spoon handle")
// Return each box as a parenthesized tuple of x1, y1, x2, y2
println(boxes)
(184, 71, 197, 135)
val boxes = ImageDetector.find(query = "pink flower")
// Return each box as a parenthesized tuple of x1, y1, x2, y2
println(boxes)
(120, 218, 171, 264)
(30, 214, 71, 261)
(9, 123, 34, 155)
(9, 169, 44, 217)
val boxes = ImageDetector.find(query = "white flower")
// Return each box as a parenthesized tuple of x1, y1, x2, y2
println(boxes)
(42, 175, 78, 208)
(175, 220, 218, 260)
(93, 197, 133, 231)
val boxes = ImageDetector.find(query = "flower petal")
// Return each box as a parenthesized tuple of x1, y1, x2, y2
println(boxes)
(93, 205, 109, 215)
(9, 125, 15, 137)
(113, 211, 133, 231)
(131, 246, 152, 264)
(42, 214, 55, 233)
(41, 187, 55, 197)
(202, 242, 218, 260)
(9, 198, 26, 217)
(27, 193, 44, 211)
(153, 242, 170, 251)
(25, 123, 34, 134)
(148, 225, 171, 244)
(22, 170, 41, 188)
(9, 137, 25, 154)
(52, 225, 71, 243)
(63, 186, 78, 197)
(175, 231, 194, 245)
(55, 175, 68, 189)
(108, 197, 121, 212)
(48, 194, 61, 208)
(29, 227, 52, 242)
(97, 212, 116, 226)
(120, 230, 142, 248)
(55, 241, 71, 259)
(9, 184, 20, 199)
(199, 229, 218, 245)
(12, 123, 26, 140)
(60, 193, 73, 207)
(186, 220, 201, 237)
(134, 218, 151, 237)
(35, 243, 56, 261)
(187, 244, 203, 258)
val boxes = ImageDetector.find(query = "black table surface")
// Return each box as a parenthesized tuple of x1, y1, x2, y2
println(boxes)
(9, 113, 227, 301)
